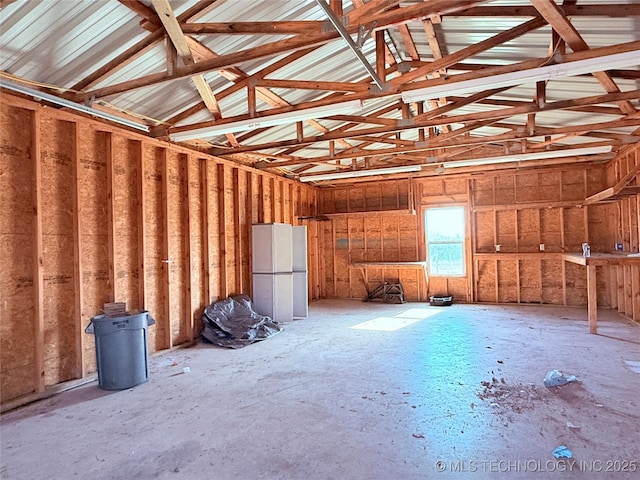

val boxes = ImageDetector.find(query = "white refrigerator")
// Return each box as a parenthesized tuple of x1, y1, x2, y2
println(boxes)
(292, 225, 308, 319)
(252, 223, 293, 322)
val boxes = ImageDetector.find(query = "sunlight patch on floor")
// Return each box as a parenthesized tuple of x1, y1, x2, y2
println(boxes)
(349, 308, 442, 331)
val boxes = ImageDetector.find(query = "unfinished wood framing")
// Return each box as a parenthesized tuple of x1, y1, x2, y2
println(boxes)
(0, 95, 318, 407)
(1, 90, 638, 409)
(317, 160, 638, 310)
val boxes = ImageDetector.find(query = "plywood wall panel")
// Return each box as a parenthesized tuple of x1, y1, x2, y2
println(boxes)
(476, 259, 496, 303)
(240, 171, 251, 296)
(472, 178, 494, 206)
(565, 263, 587, 306)
(222, 166, 236, 296)
(474, 211, 495, 252)
(364, 184, 382, 211)
(586, 168, 606, 197)
(333, 218, 350, 297)
(541, 260, 564, 304)
(77, 125, 110, 373)
(206, 161, 220, 300)
(40, 116, 77, 385)
(539, 172, 562, 202)
(349, 187, 365, 212)
(496, 210, 516, 251)
(561, 170, 585, 201)
(540, 208, 562, 252)
(519, 259, 540, 303)
(363, 217, 382, 262)
(563, 208, 586, 253)
(587, 204, 610, 252)
(112, 136, 141, 310)
(399, 215, 418, 262)
(382, 218, 400, 261)
(0, 105, 36, 402)
(187, 157, 204, 334)
(446, 278, 469, 303)
(515, 174, 537, 203)
(323, 222, 336, 297)
(517, 209, 539, 252)
(142, 146, 166, 352)
(495, 176, 515, 204)
(333, 189, 348, 213)
(497, 260, 518, 303)
(1, 95, 323, 407)
(166, 151, 188, 345)
(444, 177, 466, 195)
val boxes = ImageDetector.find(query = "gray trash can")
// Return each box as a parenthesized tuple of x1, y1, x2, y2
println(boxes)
(85, 311, 155, 390)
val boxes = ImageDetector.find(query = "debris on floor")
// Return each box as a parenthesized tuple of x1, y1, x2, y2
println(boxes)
(543, 369, 577, 387)
(552, 445, 573, 459)
(201, 294, 282, 348)
(623, 360, 640, 374)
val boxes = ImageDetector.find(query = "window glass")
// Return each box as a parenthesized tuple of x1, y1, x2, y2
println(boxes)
(425, 207, 465, 276)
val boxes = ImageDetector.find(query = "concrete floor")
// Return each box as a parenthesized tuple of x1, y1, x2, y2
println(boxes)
(2, 300, 640, 480)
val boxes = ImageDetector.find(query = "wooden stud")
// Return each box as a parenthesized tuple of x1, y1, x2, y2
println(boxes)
(245, 171, 253, 296)
(161, 148, 172, 349)
(467, 180, 476, 302)
(270, 177, 277, 223)
(185, 156, 194, 342)
(289, 183, 295, 223)
(136, 140, 147, 310)
(32, 110, 45, 393)
(280, 180, 286, 223)
(296, 121, 303, 143)
(494, 259, 499, 303)
(233, 168, 242, 295)
(375, 29, 385, 82)
(71, 122, 86, 378)
(332, 220, 337, 298)
(217, 164, 228, 299)
(201, 159, 211, 304)
(248, 84, 256, 118)
(632, 265, 640, 322)
(617, 265, 625, 312)
(624, 265, 632, 317)
(106, 134, 116, 302)
(258, 174, 265, 223)
(587, 264, 597, 334)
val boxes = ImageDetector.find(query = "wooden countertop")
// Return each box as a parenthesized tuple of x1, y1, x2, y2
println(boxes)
(562, 252, 640, 266)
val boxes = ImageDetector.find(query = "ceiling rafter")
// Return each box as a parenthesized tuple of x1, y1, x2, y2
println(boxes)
(150, 0, 239, 146)
(72, 0, 216, 92)
(170, 40, 639, 141)
(208, 88, 640, 156)
(390, 16, 547, 86)
(73, 0, 487, 102)
(530, 0, 637, 115)
(4, 1, 639, 180)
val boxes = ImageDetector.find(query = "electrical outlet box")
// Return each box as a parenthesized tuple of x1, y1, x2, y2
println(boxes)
(495, 244, 501, 252)
(539, 244, 545, 251)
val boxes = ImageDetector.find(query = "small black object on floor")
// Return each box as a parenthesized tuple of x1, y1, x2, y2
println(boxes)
(430, 295, 453, 306)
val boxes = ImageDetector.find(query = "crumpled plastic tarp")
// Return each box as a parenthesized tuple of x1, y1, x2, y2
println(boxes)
(543, 369, 577, 387)
(201, 295, 282, 348)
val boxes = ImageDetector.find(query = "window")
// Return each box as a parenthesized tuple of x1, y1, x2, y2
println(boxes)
(425, 206, 465, 276)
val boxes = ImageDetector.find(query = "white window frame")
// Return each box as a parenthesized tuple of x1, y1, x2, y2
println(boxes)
(424, 206, 466, 277)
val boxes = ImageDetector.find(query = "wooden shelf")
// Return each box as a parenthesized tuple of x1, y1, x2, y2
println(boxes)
(322, 208, 416, 218)
(351, 261, 427, 268)
(473, 252, 562, 259)
(584, 165, 640, 204)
